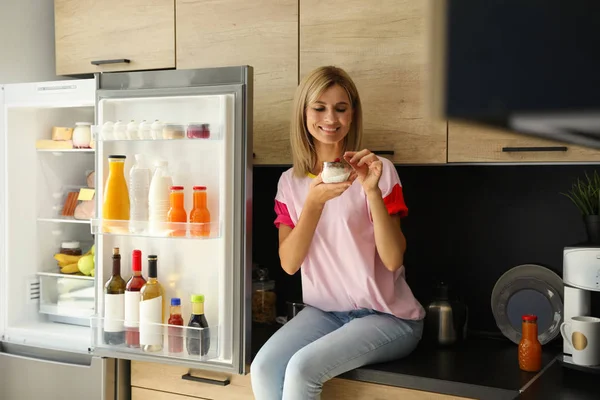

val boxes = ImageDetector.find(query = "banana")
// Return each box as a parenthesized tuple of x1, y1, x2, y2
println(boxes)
(54, 253, 83, 267)
(60, 263, 80, 274)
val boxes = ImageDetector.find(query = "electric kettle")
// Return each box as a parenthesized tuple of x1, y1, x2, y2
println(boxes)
(424, 281, 469, 346)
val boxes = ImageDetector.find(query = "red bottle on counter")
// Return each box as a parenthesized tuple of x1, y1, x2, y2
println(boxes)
(518, 314, 542, 372)
(124, 250, 147, 348)
(168, 298, 184, 354)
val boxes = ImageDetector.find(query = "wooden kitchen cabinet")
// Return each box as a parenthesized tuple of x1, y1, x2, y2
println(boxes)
(132, 361, 471, 400)
(131, 361, 254, 400)
(323, 379, 472, 399)
(300, 0, 447, 164)
(176, 0, 298, 165)
(54, 0, 175, 75)
(448, 121, 600, 163)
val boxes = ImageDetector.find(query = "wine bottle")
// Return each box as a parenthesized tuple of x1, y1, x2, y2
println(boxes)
(139, 255, 165, 352)
(124, 249, 146, 348)
(104, 247, 126, 345)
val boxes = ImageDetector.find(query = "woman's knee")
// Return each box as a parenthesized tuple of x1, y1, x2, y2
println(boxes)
(285, 351, 321, 384)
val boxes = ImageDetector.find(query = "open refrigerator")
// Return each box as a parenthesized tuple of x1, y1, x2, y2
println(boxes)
(0, 66, 253, 399)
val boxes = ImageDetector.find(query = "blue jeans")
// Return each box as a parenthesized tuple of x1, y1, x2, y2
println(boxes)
(251, 305, 423, 400)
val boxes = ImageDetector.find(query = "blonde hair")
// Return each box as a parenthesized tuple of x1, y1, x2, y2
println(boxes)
(290, 66, 363, 177)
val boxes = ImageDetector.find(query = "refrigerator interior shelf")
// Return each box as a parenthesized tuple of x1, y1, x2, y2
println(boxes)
(91, 219, 221, 239)
(37, 148, 95, 154)
(90, 316, 218, 363)
(37, 271, 94, 281)
(38, 271, 95, 325)
(38, 217, 91, 225)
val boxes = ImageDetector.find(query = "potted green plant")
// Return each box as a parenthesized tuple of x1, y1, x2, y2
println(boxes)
(562, 171, 600, 244)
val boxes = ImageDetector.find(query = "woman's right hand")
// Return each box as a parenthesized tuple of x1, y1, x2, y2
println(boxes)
(305, 173, 355, 209)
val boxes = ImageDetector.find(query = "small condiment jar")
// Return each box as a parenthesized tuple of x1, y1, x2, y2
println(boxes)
(162, 124, 186, 140)
(518, 314, 542, 372)
(72, 122, 92, 148)
(60, 241, 82, 256)
(187, 123, 211, 139)
(322, 158, 351, 183)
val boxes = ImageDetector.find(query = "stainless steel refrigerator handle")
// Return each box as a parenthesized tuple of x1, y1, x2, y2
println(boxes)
(91, 59, 131, 66)
(181, 372, 230, 386)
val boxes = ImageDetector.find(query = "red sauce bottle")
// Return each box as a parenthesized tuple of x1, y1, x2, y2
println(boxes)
(519, 314, 542, 372)
(168, 298, 184, 354)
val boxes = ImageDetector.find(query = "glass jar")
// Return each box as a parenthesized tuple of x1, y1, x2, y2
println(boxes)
(126, 120, 138, 140)
(187, 123, 211, 139)
(322, 160, 351, 183)
(137, 120, 152, 140)
(72, 122, 92, 148)
(150, 120, 164, 140)
(60, 241, 82, 256)
(162, 124, 186, 140)
(252, 268, 276, 324)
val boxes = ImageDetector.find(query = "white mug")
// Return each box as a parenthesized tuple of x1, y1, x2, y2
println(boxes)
(560, 316, 600, 366)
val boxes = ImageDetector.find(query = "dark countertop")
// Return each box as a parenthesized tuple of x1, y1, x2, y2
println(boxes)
(252, 324, 556, 399)
(338, 336, 556, 400)
(519, 360, 600, 400)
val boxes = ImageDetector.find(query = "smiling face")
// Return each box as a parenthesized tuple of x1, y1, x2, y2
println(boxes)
(305, 84, 354, 146)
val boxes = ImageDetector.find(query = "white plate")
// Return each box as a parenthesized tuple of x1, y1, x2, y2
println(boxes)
(491, 264, 564, 345)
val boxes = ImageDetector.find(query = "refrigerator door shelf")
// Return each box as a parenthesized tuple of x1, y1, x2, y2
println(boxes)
(91, 316, 225, 368)
(91, 219, 221, 239)
(95, 124, 222, 141)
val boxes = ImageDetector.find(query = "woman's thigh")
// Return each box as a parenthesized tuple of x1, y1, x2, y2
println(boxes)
(251, 306, 342, 378)
(285, 313, 423, 382)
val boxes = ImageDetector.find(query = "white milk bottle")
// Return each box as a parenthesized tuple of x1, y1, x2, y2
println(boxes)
(148, 160, 173, 234)
(129, 154, 151, 233)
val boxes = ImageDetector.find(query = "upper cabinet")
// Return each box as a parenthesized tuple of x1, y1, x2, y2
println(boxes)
(300, 0, 447, 164)
(448, 121, 600, 163)
(176, 0, 298, 165)
(54, 0, 175, 75)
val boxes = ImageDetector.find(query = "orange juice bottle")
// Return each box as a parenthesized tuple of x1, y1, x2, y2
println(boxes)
(103, 155, 130, 223)
(190, 186, 211, 237)
(167, 186, 187, 237)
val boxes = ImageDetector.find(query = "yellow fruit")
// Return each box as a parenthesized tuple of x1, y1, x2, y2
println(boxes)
(60, 263, 80, 274)
(78, 254, 95, 276)
(54, 253, 83, 267)
(90, 268, 95, 277)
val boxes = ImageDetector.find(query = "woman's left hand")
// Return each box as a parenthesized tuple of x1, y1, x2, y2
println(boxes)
(344, 149, 382, 195)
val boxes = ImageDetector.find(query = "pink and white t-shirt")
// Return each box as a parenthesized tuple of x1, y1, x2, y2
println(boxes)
(274, 157, 425, 320)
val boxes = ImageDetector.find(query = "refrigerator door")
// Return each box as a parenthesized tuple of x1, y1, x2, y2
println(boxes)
(1, 79, 96, 353)
(91, 66, 252, 374)
(0, 342, 122, 400)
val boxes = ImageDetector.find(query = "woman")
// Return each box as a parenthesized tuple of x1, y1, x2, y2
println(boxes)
(251, 66, 425, 400)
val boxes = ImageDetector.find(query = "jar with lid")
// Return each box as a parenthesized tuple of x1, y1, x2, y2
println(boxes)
(73, 122, 92, 148)
(252, 267, 276, 324)
(162, 124, 186, 140)
(187, 123, 210, 139)
(60, 241, 82, 256)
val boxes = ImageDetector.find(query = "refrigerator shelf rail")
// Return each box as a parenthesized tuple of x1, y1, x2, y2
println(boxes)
(91, 316, 219, 363)
(90, 219, 221, 239)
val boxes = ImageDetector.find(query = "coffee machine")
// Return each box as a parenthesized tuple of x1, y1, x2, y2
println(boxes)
(562, 245, 599, 369)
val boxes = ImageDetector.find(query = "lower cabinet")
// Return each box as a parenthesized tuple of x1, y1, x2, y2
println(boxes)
(131, 361, 471, 400)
